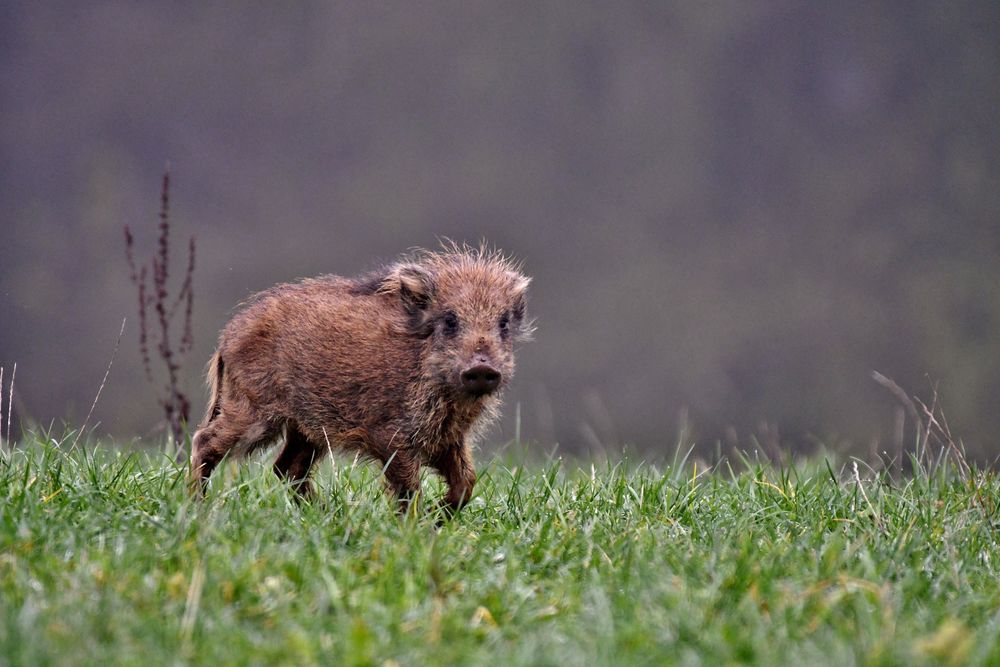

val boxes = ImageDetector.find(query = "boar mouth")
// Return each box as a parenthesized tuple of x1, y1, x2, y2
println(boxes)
(460, 364, 502, 396)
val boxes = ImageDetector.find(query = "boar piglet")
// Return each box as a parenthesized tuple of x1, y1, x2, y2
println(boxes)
(190, 245, 533, 513)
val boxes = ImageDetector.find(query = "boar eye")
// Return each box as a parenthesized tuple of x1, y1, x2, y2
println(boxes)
(498, 311, 510, 337)
(442, 311, 460, 336)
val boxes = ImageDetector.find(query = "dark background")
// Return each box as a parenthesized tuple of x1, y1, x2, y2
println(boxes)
(2, 3, 999, 458)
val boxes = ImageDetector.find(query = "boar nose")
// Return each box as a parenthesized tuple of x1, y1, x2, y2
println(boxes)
(461, 364, 501, 395)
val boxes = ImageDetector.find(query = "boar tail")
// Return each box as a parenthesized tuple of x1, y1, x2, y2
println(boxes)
(202, 350, 224, 426)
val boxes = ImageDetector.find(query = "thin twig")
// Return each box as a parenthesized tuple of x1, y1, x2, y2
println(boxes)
(852, 459, 881, 528)
(871, 371, 921, 423)
(0, 366, 4, 449)
(921, 384, 941, 465)
(180, 558, 206, 648)
(892, 406, 904, 479)
(322, 426, 336, 463)
(321, 425, 338, 493)
(6, 363, 15, 447)
(872, 370, 926, 464)
(71, 318, 126, 452)
(915, 395, 971, 480)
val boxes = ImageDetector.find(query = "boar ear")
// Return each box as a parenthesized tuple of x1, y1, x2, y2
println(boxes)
(510, 274, 531, 318)
(511, 274, 531, 299)
(510, 274, 534, 340)
(378, 264, 435, 314)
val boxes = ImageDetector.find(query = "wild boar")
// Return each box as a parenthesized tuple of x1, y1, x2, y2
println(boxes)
(190, 244, 533, 512)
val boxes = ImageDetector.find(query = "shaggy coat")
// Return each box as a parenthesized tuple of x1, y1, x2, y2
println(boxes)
(190, 246, 532, 511)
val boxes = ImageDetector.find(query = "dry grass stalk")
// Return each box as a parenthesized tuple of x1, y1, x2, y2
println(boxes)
(70, 318, 126, 452)
(124, 168, 196, 457)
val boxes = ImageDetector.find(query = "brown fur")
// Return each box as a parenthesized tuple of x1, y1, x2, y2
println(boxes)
(190, 244, 532, 512)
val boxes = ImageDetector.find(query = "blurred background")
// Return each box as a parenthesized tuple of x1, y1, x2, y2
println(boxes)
(2, 2, 999, 459)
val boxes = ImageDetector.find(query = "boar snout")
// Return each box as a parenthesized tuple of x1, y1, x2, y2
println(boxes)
(461, 363, 501, 395)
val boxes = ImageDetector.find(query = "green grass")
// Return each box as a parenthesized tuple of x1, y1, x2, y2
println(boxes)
(2, 435, 999, 666)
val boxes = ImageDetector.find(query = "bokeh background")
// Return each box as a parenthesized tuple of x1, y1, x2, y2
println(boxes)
(2, 3, 999, 459)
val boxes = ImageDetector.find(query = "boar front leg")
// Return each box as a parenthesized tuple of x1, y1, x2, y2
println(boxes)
(386, 452, 421, 512)
(374, 441, 422, 513)
(430, 443, 477, 514)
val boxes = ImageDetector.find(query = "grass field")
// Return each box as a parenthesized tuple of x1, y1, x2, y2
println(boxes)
(2, 434, 999, 666)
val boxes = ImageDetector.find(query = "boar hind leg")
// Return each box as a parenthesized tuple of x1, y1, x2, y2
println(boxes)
(273, 424, 325, 498)
(430, 444, 477, 514)
(190, 410, 278, 495)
